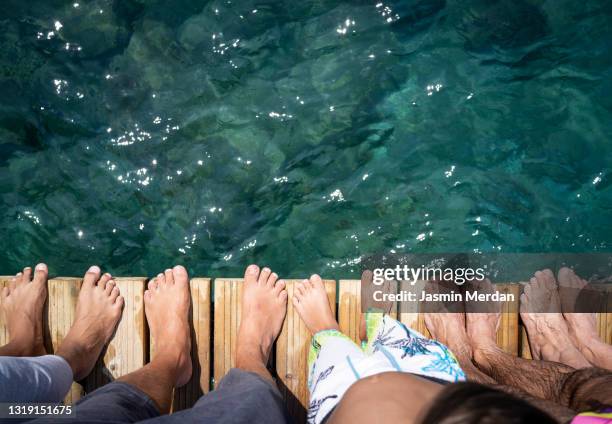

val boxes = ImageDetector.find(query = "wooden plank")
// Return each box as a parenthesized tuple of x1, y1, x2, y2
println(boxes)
(276, 279, 336, 424)
(338, 280, 361, 343)
(174, 278, 211, 410)
(0, 276, 12, 346)
(595, 284, 611, 344)
(44, 277, 84, 403)
(83, 277, 147, 395)
(213, 278, 243, 385)
(496, 283, 520, 355)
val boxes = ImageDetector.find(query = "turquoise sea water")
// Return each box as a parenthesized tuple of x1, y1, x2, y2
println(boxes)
(0, 0, 610, 279)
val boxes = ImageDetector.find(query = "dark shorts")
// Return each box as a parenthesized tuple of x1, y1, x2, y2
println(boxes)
(28, 369, 289, 424)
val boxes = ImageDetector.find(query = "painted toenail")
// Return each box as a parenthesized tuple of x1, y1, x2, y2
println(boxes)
(35, 263, 47, 271)
(88, 265, 100, 274)
(247, 265, 259, 274)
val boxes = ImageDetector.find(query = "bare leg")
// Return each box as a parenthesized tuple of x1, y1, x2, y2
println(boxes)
(293, 274, 338, 333)
(54, 266, 124, 380)
(0, 264, 48, 357)
(235, 265, 287, 383)
(116, 266, 192, 414)
(520, 269, 590, 368)
(468, 280, 612, 413)
(558, 267, 612, 371)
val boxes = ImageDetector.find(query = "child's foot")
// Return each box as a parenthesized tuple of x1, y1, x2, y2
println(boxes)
(56, 266, 124, 380)
(293, 274, 338, 334)
(465, 279, 501, 352)
(236, 265, 287, 367)
(0, 264, 48, 356)
(144, 266, 192, 387)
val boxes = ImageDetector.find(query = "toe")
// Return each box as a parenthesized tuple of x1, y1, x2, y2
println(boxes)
(110, 286, 120, 302)
(164, 268, 174, 285)
(279, 290, 288, 302)
(274, 279, 286, 295)
(147, 278, 158, 291)
(156, 273, 165, 288)
(172, 265, 189, 286)
(98, 273, 112, 290)
(310, 274, 324, 290)
(21, 267, 32, 284)
(105, 280, 116, 295)
(83, 266, 101, 287)
(114, 295, 125, 309)
(302, 279, 312, 291)
(267, 272, 278, 288)
(144, 289, 152, 301)
(33, 263, 48, 285)
(258, 267, 272, 285)
(9, 274, 19, 290)
(244, 264, 260, 285)
(295, 282, 306, 297)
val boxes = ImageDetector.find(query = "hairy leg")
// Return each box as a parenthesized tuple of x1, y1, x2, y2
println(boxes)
(117, 266, 192, 414)
(467, 280, 612, 412)
(0, 264, 48, 357)
(235, 265, 287, 384)
(425, 284, 576, 423)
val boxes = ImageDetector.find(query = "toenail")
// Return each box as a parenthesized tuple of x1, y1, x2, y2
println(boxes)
(35, 263, 47, 271)
(247, 264, 258, 274)
(271, 273, 278, 278)
(88, 265, 100, 274)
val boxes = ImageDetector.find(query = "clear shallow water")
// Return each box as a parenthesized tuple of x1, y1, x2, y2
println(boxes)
(0, 0, 610, 279)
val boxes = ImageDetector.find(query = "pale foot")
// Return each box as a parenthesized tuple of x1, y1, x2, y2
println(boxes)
(56, 266, 124, 380)
(520, 269, 590, 368)
(0, 264, 48, 356)
(236, 265, 287, 368)
(293, 274, 338, 334)
(558, 267, 612, 370)
(144, 266, 192, 387)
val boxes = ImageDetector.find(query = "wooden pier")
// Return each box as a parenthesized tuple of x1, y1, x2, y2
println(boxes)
(0, 277, 611, 423)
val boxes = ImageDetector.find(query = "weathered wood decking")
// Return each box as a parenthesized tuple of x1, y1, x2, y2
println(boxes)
(0, 277, 611, 423)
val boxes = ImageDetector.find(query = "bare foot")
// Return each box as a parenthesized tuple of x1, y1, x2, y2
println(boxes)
(56, 266, 124, 380)
(0, 264, 48, 357)
(293, 274, 338, 334)
(236, 265, 287, 372)
(520, 269, 589, 368)
(558, 267, 612, 370)
(423, 280, 472, 362)
(465, 279, 500, 351)
(144, 266, 192, 387)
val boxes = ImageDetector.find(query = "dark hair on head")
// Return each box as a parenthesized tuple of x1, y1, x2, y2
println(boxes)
(420, 382, 557, 424)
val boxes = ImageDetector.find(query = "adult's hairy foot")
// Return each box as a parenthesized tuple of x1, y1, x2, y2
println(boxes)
(520, 269, 589, 369)
(57, 266, 124, 380)
(0, 264, 48, 357)
(144, 266, 192, 387)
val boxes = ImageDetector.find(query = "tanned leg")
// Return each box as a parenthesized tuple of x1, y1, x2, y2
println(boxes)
(468, 280, 612, 414)
(423, 280, 575, 422)
(0, 264, 48, 357)
(116, 266, 192, 414)
(558, 267, 612, 371)
(235, 265, 287, 384)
